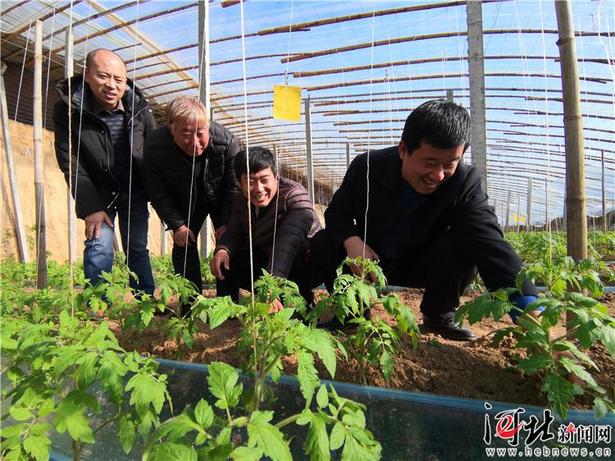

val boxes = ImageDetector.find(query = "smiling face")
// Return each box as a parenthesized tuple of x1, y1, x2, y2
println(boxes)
(399, 140, 464, 195)
(240, 167, 278, 208)
(84, 50, 127, 111)
(170, 118, 210, 157)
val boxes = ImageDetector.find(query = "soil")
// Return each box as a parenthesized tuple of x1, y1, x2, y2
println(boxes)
(113, 289, 615, 410)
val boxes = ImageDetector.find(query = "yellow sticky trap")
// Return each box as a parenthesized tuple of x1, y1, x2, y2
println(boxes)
(273, 85, 301, 122)
(513, 213, 518, 223)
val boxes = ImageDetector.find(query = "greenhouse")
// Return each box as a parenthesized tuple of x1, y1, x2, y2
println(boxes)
(1, 1, 614, 460)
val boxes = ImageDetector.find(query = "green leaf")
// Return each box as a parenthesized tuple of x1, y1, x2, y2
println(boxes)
(247, 411, 292, 461)
(207, 362, 242, 410)
(118, 416, 136, 454)
(559, 358, 598, 387)
(329, 423, 345, 451)
(517, 353, 553, 373)
(596, 324, 615, 355)
(379, 350, 394, 380)
(148, 443, 198, 461)
(9, 406, 33, 421)
(54, 396, 95, 443)
(208, 299, 236, 329)
(304, 413, 330, 461)
(230, 446, 263, 461)
(593, 398, 608, 418)
(126, 371, 167, 416)
(75, 351, 99, 389)
(297, 350, 320, 406)
(543, 374, 576, 418)
(194, 399, 214, 428)
(316, 385, 329, 409)
(23, 435, 50, 461)
(157, 413, 199, 441)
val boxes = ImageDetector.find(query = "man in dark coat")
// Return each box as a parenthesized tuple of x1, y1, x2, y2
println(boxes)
(54, 48, 155, 294)
(211, 146, 321, 308)
(144, 96, 240, 301)
(311, 100, 539, 340)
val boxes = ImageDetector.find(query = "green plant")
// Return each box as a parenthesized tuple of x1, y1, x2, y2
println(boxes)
(308, 257, 419, 384)
(145, 271, 382, 460)
(455, 258, 615, 418)
(1, 311, 171, 461)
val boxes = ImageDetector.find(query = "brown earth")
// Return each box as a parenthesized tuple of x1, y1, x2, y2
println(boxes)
(114, 289, 615, 410)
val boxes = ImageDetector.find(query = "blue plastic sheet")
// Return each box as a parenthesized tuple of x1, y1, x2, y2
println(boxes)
(50, 358, 614, 460)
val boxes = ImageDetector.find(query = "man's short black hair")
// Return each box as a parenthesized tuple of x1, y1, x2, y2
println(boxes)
(401, 100, 471, 154)
(234, 146, 277, 181)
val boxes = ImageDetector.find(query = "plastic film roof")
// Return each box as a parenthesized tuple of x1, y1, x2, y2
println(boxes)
(1, 0, 614, 224)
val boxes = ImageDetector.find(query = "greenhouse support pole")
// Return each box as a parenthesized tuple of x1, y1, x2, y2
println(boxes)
(446, 89, 454, 102)
(1, 62, 30, 262)
(305, 95, 315, 203)
(516, 195, 521, 232)
(160, 222, 167, 256)
(545, 179, 551, 232)
(527, 178, 532, 231)
(505, 190, 511, 231)
(198, 0, 213, 257)
(34, 21, 47, 288)
(466, 0, 488, 193)
(65, 26, 77, 265)
(346, 142, 351, 171)
(555, 0, 587, 261)
(601, 149, 606, 232)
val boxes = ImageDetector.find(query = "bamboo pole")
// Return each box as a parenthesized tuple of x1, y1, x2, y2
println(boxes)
(545, 179, 551, 232)
(601, 149, 607, 232)
(1, 63, 30, 262)
(346, 143, 351, 171)
(305, 96, 315, 203)
(527, 178, 532, 231)
(555, 0, 587, 261)
(505, 190, 512, 231)
(33, 21, 47, 287)
(467, 0, 488, 193)
(65, 26, 77, 266)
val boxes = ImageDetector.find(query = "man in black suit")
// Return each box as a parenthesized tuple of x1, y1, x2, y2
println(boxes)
(311, 100, 539, 340)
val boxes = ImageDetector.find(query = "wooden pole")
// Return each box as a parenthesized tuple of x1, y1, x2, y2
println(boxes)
(466, 0, 488, 193)
(65, 26, 77, 265)
(305, 95, 315, 203)
(555, 0, 587, 260)
(601, 149, 607, 232)
(160, 221, 167, 256)
(34, 21, 47, 288)
(1, 63, 30, 262)
(545, 179, 551, 232)
(345, 142, 351, 170)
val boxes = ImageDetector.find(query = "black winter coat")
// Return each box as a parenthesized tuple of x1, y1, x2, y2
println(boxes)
(326, 146, 530, 292)
(144, 122, 240, 231)
(54, 75, 155, 219)
(216, 178, 320, 278)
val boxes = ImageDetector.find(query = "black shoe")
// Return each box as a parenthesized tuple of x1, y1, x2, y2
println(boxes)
(423, 316, 476, 341)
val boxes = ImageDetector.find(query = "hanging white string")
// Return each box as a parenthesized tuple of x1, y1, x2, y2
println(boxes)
(239, 0, 254, 301)
(66, 0, 75, 315)
(362, 1, 377, 261)
(42, 6, 57, 130)
(125, 0, 142, 289)
(270, 0, 294, 275)
(14, 20, 32, 121)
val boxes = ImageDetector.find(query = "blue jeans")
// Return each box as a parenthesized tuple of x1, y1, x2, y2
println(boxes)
(83, 186, 154, 294)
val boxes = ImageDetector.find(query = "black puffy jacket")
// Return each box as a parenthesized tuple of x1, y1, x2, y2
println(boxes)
(144, 122, 240, 231)
(54, 75, 156, 218)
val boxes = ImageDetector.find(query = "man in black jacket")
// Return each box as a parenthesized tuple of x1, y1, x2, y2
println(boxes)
(144, 96, 240, 302)
(54, 48, 155, 294)
(311, 100, 539, 341)
(210, 147, 321, 308)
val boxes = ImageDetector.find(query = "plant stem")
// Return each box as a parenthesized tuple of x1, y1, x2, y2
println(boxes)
(72, 440, 81, 461)
(275, 413, 300, 429)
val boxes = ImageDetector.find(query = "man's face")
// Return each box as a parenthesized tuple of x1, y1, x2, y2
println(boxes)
(398, 140, 464, 195)
(84, 51, 127, 111)
(170, 118, 209, 157)
(240, 167, 278, 208)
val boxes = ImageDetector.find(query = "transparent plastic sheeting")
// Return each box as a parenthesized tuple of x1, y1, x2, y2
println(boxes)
(50, 358, 614, 461)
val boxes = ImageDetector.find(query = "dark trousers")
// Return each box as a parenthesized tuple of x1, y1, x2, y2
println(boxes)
(171, 211, 208, 296)
(309, 229, 476, 322)
(217, 247, 317, 304)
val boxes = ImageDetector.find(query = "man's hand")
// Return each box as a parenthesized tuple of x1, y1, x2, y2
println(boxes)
(215, 225, 227, 242)
(173, 225, 196, 248)
(269, 298, 284, 314)
(343, 235, 380, 281)
(84, 211, 113, 240)
(211, 249, 230, 281)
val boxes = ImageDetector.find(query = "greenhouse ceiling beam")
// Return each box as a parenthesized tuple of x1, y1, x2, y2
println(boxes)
(305, 71, 610, 92)
(1, 0, 29, 16)
(282, 28, 614, 63)
(3, 0, 82, 42)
